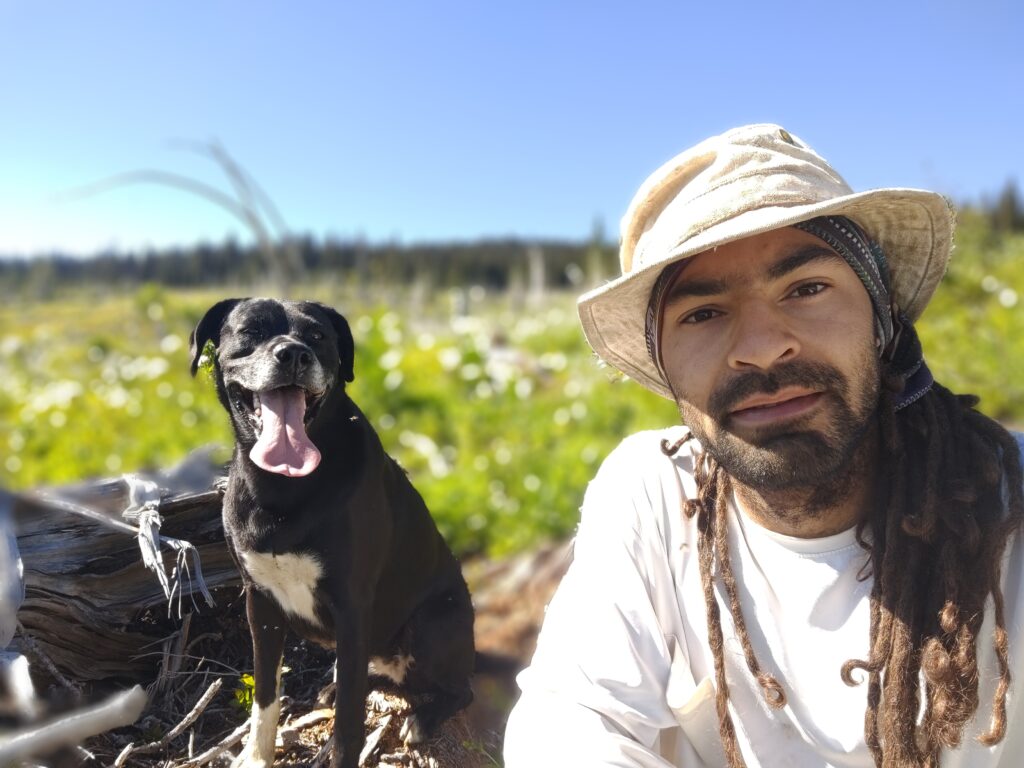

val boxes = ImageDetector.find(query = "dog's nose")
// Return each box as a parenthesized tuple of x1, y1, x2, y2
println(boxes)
(274, 341, 313, 369)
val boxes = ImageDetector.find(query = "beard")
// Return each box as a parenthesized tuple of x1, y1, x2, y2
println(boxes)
(677, 356, 880, 492)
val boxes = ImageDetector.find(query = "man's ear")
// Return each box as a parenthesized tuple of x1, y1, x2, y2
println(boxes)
(189, 298, 244, 376)
(311, 303, 355, 383)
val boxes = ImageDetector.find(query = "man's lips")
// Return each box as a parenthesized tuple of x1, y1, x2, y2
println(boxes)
(728, 389, 824, 427)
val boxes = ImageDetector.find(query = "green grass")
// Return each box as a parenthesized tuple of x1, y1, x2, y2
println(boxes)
(0, 284, 677, 556)
(915, 219, 1024, 423)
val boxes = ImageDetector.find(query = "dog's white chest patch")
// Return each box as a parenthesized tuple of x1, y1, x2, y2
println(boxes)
(240, 550, 323, 624)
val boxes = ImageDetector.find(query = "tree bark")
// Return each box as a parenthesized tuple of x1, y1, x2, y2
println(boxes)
(10, 474, 239, 682)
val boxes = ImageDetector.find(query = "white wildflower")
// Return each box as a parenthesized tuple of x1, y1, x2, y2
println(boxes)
(460, 363, 482, 381)
(379, 349, 403, 371)
(438, 347, 462, 371)
(494, 445, 512, 465)
(160, 334, 184, 354)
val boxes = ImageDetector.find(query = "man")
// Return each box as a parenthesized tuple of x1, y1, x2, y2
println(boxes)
(503, 124, 1024, 767)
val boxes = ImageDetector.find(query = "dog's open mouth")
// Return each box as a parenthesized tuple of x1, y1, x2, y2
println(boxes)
(230, 384, 325, 477)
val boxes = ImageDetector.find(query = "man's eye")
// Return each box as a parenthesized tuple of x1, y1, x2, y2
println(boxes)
(682, 308, 720, 324)
(790, 282, 827, 298)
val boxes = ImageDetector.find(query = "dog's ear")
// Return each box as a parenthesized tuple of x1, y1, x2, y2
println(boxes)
(189, 298, 244, 376)
(311, 303, 355, 383)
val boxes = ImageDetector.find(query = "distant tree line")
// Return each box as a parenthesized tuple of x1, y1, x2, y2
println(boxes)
(2, 181, 1021, 300)
(0, 235, 618, 299)
(987, 180, 1024, 233)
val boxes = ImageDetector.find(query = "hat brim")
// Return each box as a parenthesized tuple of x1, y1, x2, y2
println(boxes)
(578, 188, 954, 400)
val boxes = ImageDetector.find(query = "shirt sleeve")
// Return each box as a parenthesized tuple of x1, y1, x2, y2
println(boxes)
(503, 441, 680, 767)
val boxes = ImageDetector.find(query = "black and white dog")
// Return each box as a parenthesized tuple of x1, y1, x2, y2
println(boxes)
(190, 298, 475, 768)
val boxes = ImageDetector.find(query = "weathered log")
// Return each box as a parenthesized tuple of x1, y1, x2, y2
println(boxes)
(10, 455, 239, 682)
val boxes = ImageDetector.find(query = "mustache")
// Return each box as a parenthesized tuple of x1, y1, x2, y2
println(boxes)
(707, 361, 848, 421)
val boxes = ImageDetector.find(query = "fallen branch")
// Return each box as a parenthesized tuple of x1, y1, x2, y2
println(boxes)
(0, 686, 146, 764)
(360, 714, 391, 765)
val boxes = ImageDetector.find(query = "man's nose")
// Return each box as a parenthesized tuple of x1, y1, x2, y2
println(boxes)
(726, 301, 800, 370)
(273, 340, 313, 370)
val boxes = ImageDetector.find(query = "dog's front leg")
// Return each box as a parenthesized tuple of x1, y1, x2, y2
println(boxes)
(330, 600, 369, 768)
(233, 586, 288, 768)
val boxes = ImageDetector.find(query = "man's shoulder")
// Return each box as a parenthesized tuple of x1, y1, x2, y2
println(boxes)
(579, 426, 695, 549)
(601, 425, 692, 467)
(590, 426, 697, 496)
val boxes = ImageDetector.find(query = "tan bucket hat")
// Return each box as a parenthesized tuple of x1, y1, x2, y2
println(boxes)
(577, 123, 955, 400)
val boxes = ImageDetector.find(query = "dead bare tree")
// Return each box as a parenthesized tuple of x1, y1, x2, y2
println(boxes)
(59, 139, 305, 295)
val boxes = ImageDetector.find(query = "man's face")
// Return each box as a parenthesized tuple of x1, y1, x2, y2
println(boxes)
(659, 226, 881, 490)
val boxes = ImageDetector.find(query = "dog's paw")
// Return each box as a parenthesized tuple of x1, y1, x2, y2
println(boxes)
(399, 713, 427, 746)
(230, 752, 272, 768)
(230, 727, 277, 768)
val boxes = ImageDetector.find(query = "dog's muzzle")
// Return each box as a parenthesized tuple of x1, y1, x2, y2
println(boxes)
(228, 380, 328, 478)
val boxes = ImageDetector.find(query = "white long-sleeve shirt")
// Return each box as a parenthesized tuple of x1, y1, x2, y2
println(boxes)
(504, 427, 1024, 767)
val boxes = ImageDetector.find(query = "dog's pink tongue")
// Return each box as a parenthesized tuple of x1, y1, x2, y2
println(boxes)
(249, 387, 321, 477)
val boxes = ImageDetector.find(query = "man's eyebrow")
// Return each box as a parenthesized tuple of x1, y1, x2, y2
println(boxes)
(663, 275, 729, 305)
(765, 244, 844, 281)
(663, 244, 845, 306)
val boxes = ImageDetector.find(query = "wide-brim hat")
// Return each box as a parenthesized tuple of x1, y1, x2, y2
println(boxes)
(577, 123, 955, 400)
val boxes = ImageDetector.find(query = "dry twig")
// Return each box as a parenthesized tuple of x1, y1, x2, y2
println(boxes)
(175, 722, 248, 768)
(121, 678, 224, 763)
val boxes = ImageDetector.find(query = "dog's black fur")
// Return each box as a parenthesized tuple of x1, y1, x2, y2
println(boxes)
(190, 298, 474, 768)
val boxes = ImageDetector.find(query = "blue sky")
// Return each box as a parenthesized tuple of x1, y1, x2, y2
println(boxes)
(0, 0, 1020, 257)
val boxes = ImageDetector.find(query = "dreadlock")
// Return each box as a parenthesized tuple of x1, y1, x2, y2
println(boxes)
(661, 370, 1024, 768)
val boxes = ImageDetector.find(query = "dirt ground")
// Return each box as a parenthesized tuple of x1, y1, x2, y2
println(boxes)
(61, 541, 571, 767)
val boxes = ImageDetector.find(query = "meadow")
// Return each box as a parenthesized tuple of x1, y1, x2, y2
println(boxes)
(2, 219, 1022, 558)
(0, 283, 682, 556)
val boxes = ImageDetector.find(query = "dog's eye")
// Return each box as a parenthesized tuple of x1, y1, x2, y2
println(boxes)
(310, 330, 324, 342)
